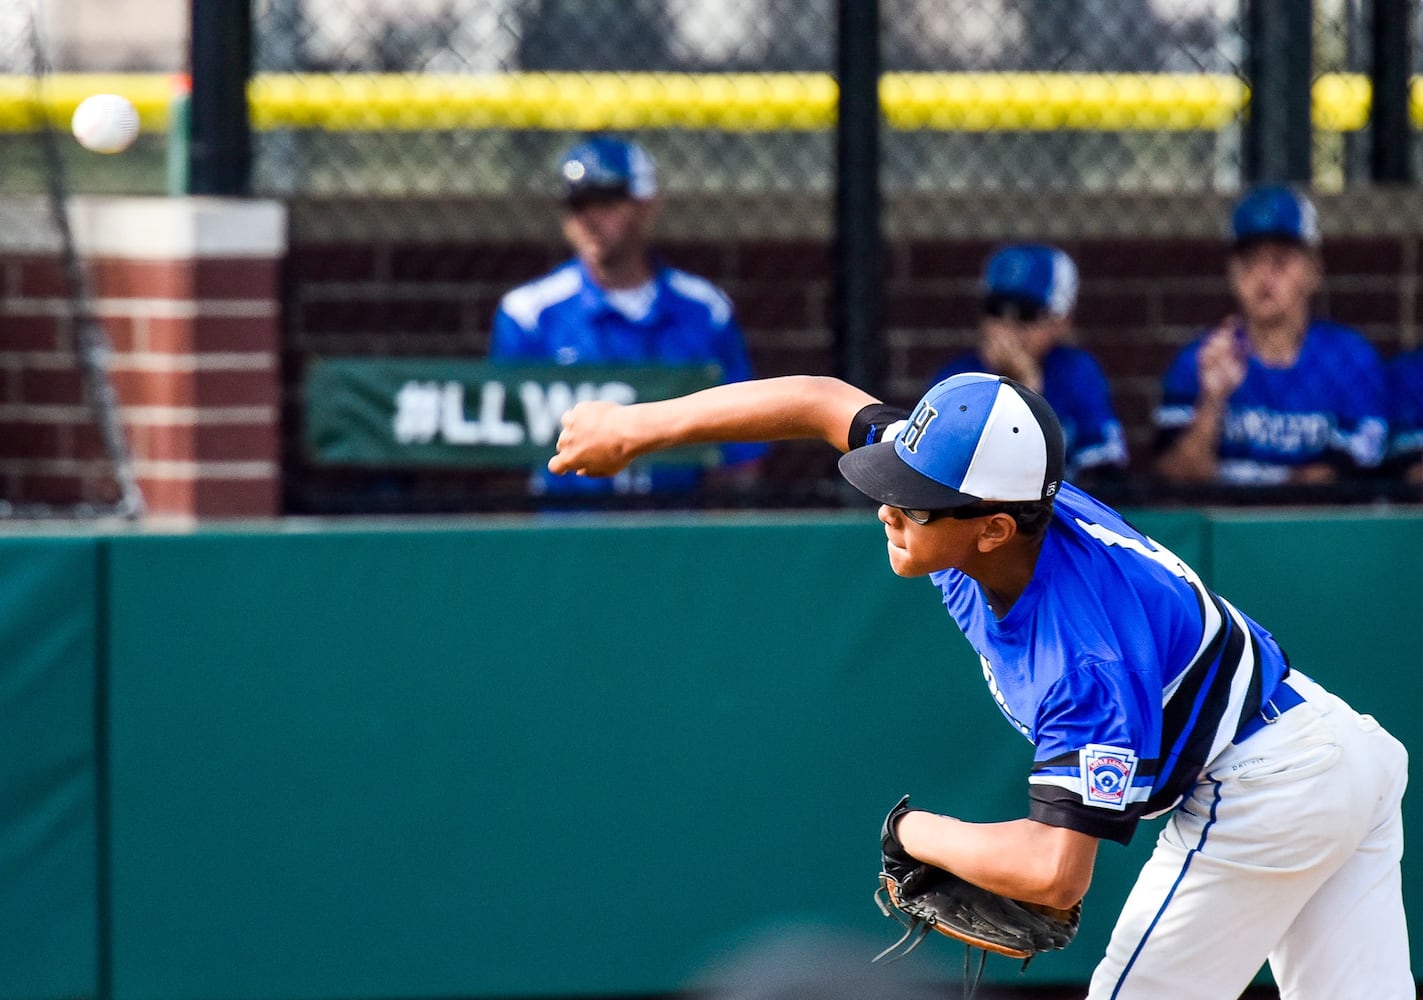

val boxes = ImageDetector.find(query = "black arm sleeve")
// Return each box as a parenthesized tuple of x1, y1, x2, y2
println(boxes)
(1028, 790, 1140, 846)
(847, 403, 911, 452)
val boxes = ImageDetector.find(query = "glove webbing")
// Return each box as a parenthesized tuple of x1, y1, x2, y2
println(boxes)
(873, 881, 994, 1000)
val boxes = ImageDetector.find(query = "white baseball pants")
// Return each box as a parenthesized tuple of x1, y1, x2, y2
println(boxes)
(1088, 672, 1412, 999)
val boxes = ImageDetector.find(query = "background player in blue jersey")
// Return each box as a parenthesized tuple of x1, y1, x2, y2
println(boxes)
(1387, 348, 1423, 488)
(930, 244, 1128, 485)
(1154, 184, 1389, 487)
(549, 372, 1411, 999)
(489, 135, 765, 498)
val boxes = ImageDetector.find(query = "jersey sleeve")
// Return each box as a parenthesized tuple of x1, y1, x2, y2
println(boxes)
(1027, 662, 1159, 845)
(1153, 340, 1204, 453)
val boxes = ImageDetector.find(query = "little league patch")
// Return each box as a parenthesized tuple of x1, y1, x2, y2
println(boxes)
(1080, 744, 1138, 810)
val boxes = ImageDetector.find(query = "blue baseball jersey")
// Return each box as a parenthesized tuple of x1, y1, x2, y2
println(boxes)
(852, 401, 1294, 847)
(1387, 348, 1423, 463)
(491, 260, 767, 494)
(933, 484, 1290, 844)
(1155, 320, 1388, 483)
(931, 347, 1128, 477)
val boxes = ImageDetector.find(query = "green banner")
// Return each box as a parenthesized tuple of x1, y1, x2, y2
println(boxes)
(304, 358, 724, 468)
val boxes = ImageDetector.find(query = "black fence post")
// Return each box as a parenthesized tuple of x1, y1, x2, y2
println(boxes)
(189, 0, 253, 195)
(1244, 0, 1314, 183)
(833, 0, 884, 397)
(1370, 0, 1413, 182)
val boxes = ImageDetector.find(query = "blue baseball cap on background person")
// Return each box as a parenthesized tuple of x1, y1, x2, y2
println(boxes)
(1230, 184, 1320, 249)
(559, 136, 658, 203)
(982, 244, 1079, 320)
(838, 373, 1066, 510)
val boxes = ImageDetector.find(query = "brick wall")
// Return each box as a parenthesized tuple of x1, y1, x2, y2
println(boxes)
(0, 198, 286, 519)
(283, 192, 1422, 511)
(0, 243, 106, 510)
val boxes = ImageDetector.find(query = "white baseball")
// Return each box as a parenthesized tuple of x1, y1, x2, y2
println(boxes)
(71, 93, 141, 154)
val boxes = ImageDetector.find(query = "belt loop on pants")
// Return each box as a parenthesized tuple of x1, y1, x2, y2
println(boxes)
(1236, 678, 1307, 743)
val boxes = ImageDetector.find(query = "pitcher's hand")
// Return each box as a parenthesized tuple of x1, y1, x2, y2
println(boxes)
(548, 401, 641, 477)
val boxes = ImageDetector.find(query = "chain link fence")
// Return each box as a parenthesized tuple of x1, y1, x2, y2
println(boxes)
(4, 1, 1423, 514)
(0, 4, 149, 516)
(8, 3, 1411, 204)
(245, 1, 1257, 204)
(252, 0, 835, 201)
(263, 0, 1256, 514)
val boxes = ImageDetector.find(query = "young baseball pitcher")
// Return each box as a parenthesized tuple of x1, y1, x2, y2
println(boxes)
(549, 372, 1412, 999)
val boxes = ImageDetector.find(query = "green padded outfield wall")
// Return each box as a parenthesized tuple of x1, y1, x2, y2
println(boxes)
(95, 512, 1199, 999)
(3, 508, 1420, 1000)
(0, 539, 99, 1000)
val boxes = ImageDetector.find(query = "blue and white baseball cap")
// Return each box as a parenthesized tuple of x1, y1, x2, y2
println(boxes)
(838, 374, 1066, 509)
(559, 136, 658, 202)
(1230, 184, 1320, 248)
(982, 244, 1079, 319)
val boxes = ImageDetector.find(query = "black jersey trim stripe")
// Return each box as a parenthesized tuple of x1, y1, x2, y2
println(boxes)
(1157, 595, 1231, 764)
(1031, 750, 1162, 780)
(1029, 787, 1141, 845)
(1162, 577, 1217, 703)
(1208, 597, 1265, 762)
(1157, 600, 1243, 791)
(1151, 593, 1252, 812)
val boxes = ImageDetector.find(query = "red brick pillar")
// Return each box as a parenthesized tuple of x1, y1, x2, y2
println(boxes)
(70, 197, 287, 519)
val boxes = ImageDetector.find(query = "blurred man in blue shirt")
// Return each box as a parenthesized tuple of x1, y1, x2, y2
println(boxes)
(1155, 185, 1388, 487)
(490, 136, 765, 498)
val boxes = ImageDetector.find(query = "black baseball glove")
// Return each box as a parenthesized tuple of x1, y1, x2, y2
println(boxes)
(874, 795, 1081, 964)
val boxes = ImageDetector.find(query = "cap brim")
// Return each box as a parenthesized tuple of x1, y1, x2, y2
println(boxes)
(1231, 233, 1315, 251)
(565, 184, 633, 204)
(837, 441, 980, 509)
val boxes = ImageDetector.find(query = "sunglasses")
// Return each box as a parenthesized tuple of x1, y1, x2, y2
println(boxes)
(896, 504, 1013, 525)
(982, 297, 1046, 323)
